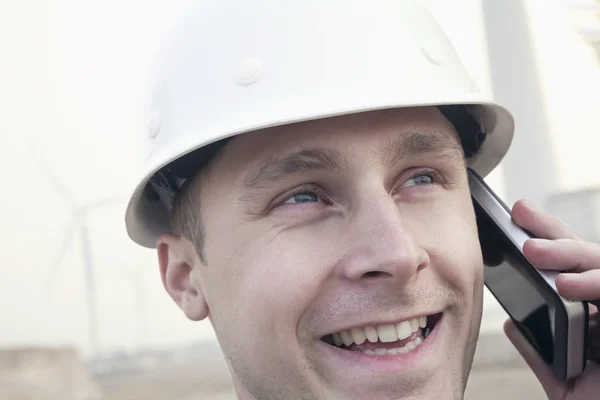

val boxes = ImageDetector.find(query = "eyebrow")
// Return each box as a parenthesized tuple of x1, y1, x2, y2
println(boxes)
(382, 130, 465, 167)
(240, 131, 465, 192)
(241, 148, 349, 190)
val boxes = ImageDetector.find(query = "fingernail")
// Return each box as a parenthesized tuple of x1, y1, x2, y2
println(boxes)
(558, 272, 577, 281)
(521, 199, 537, 210)
(528, 238, 551, 247)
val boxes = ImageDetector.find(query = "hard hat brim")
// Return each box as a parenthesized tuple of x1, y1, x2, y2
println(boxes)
(125, 98, 514, 249)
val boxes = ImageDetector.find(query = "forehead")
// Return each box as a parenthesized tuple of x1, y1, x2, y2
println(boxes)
(214, 107, 459, 172)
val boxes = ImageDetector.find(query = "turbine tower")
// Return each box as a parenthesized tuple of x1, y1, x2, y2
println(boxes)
(29, 141, 124, 359)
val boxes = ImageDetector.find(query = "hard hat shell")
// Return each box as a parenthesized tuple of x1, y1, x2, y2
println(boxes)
(125, 0, 514, 248)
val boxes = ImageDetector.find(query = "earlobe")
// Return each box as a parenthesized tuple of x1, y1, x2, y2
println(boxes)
(156, 233, 209, 321)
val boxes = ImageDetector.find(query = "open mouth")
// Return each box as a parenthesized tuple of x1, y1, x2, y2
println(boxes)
(320, 313, 442, 356)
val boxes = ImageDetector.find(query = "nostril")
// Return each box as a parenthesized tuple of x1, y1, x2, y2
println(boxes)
(363, 271, 384, 278)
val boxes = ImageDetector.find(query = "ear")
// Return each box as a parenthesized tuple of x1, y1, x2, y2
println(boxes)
(156, 233, 209, 321)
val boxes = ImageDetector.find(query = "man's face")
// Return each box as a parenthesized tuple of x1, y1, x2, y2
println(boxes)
(177, 107, 484, 399)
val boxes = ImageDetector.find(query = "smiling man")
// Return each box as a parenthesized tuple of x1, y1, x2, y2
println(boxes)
(125, 1, 600, 399)
(177, 108, 484, 399)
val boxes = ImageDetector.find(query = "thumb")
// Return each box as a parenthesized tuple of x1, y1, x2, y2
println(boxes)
(503, 319, 565, 399)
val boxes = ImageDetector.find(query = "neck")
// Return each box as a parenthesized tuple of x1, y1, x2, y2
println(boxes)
(230, 374, 258, 400)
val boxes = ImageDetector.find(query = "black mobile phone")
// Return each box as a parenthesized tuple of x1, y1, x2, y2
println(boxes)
(468, 168, 588, 381)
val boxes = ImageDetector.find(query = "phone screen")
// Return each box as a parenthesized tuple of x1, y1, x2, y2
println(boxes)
(473, 199, 556, 365)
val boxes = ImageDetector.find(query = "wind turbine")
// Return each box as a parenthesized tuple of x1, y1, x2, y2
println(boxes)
(28, 140, 125, 359)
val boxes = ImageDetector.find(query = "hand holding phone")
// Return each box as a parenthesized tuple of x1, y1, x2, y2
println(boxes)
(468, 168, 589, 381)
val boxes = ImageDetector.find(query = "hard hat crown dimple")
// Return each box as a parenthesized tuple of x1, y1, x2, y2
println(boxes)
(236, 58, 263, 86)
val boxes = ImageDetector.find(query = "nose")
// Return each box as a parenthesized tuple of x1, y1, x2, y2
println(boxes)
(335, 191, 430, 285)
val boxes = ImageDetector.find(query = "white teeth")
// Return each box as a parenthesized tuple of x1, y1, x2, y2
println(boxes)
(356, 335, 424, 356)
(350, 327, 367, 345)
(409, 318, 419, 333)
(340, 330, 354, 347)
(365, 326, 378, 343)
(332, 332, 343, 347)
(377, 325, 398, 343)
(329, 316, 430, 347)
(396, 321, 412, 340)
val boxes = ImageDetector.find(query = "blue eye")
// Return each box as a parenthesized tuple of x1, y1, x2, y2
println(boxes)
(284, 191, 321, 204)
(402, 174, 434, 188)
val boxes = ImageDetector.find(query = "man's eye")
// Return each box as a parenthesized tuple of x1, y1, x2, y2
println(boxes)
(284, 191, 323, 204)
(401, 174, 435, 188)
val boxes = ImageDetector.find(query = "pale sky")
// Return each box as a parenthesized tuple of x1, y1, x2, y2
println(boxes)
(2, 0, 599, 359)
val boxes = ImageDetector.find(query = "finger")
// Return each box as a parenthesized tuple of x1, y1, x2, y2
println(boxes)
(556, 270, 600, 301)
(523, 239, 600, 272)
(503, 319, 564, 399)
(511, 200, 581, 241)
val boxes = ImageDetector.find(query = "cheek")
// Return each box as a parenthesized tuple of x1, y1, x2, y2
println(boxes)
(206, 224, 330, 340)
(403, 195, 484, 295)
(243, 232, 332, 320)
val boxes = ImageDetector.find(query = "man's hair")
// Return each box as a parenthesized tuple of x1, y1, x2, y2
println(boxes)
(168, 105, 485, 263)
(168, 139, 232, 264)
(170, 169, 207, 262)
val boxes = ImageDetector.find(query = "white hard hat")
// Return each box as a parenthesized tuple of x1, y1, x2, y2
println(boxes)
(125, 0, 514, 248)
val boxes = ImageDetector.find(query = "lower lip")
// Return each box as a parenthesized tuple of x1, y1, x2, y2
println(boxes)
(317, 316, 443, 374)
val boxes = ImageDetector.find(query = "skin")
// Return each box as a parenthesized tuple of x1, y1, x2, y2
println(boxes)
(503, 200, 600, 400)
(155, 106, 600, 399)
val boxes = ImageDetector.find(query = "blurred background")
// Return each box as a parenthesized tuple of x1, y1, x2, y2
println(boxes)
(2, 0, 600, 399)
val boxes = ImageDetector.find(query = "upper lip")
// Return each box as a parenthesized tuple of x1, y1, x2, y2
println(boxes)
(319, 311, 440, 337)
